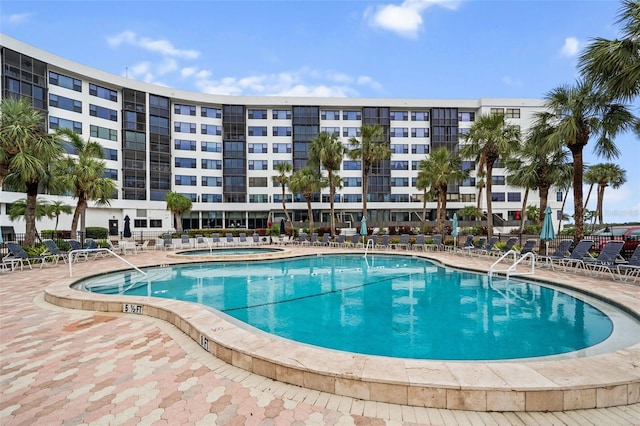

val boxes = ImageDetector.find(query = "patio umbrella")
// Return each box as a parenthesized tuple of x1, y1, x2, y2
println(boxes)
(280, 218, 286, 235)
(360, 216, 367, 245)
(451, 213, 459, 249)
(123, 215, 132, 238)
(540, 206, 555, 255)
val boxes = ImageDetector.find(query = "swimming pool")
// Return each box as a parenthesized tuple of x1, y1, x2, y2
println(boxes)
(77, 254, 633, 361)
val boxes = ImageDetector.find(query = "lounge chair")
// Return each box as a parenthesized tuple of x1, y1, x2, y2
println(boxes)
(488, 237, 518, 256)
(412, 234, 426, 251)
(194, 235, 208, 248)
(329, 234, 346, 247)
(225, 233, 235, 246)
(138, 240, 151, 251)
(518, 239, 537, 257)
(106, 239, 123, 255)
(458, 235, 475, 253)
(316, 233, 330, 246)
(238, 233, 248, 245)
(179, 234, 192, 249)
(461, 237, 486, 256)
(292, 233, 307, 245)
(579, 240, 625, 276)
(4, 241, 57, 269)
(211, 233, 221, 247)
(554, 239, 594, 271)
(375, 235, 390, 250)
(349, 234, 362, 248)
(391, 234, 410, 250)
(161, 235, 175, 250)
(67, 239, 89, 262)
(85, 238, 109, 258)
(43, 239, 70, 264)
(536, 239, 573, 267)
(615, 245, 640, 283)
(424, 234, 444, 251)
(476, 236, 499, 256)
(303, 233, 318, 246)
(251, 234, 262, 246)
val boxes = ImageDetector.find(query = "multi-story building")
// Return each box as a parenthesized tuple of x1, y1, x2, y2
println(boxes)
(1, 34, 562, 236)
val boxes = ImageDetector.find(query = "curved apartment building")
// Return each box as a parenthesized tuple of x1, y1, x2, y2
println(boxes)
(1, 34, 560, 236)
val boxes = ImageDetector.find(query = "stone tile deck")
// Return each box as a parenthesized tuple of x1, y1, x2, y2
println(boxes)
(2, 245, 640, 425)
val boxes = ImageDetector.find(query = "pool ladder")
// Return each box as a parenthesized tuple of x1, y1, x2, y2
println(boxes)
(364, 238, 375, 258)
(488, 250, 535, 280)
(68, 248, 147, 278)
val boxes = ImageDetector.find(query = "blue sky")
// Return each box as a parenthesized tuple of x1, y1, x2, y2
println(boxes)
(1, 0, 638, 223)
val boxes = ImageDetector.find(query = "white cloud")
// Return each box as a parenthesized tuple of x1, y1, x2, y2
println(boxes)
(157, 58, 177, 75)
(357, 75, 384, 92)
(364, 0, 460, 38)
(560, 37, 580, 57)
(502, 75, 522, 87)
(106, 31, 199, 59)
(7, 13, 31, 24)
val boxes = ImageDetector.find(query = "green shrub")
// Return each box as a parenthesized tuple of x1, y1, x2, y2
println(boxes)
(86, 227, 108, 239)
(524, 224, 541, 234)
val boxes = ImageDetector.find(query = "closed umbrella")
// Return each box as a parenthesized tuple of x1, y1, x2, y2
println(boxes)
(360, 216, 367, 245)
(280, 218, 286, 235)
(540, 206, 555, 255)
(451, 213, 459, 249)
(123, 215, 132, 238)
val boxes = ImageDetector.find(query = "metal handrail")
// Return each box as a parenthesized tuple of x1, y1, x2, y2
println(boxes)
(489, 250, 535, 279)
(68, 248, 147, 277)
(364, 238, 375, 258)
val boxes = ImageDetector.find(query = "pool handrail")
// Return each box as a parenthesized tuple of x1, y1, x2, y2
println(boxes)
(68, 248, 147, 278)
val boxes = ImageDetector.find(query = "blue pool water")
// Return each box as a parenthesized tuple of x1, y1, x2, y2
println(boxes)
(79, 254, 616, 360)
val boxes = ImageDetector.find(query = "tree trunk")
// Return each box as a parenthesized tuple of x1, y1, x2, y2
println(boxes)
(70, 199, 83, 238)
(281, 185, 292, 232)
(584, 183, 594, 209)
(596, 183, 606, 225)
(538, 185, 550, 223)
(24, 183, 39, 247)
(361, 162, 369, 220)
(558, 187, 570, 234)
(485, 163, 494, 238)
(518, 188, 529, 234)
(175, 213, 183, 233)
(439, 190, 447, 236)
(306, 199, 314, 234)
(421, 191, 427, 233)
(570, 146, 585, 243)
(328, 170, 336, 237)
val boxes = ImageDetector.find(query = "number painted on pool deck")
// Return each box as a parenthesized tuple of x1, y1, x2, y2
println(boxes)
(122, 304, 142, 314)
(200, 335, 209, 351)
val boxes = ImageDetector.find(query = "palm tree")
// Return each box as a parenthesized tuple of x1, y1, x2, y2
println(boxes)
(504, 124, 571, 233)
(460, 113, 521, 237)
(418, 147, 470, 236)
(309, 131, 345, 237)
(579, 0, 640, 103)
(556, 165, 574, 234)
(347, 124, 391, 219)
(46, 200, 73, 232)
(415, 170, 436, 233)
(54, 128, 117, 238)
(288, 167, 326, 234)
(271, 162, 293, 230)
(457, 205, 483, 221)
(584, 163, 627, 226)
(8, 198, 53, 240)
(535, 80, 634, 242)
(165, 191, 193, 233)
(1, 98, 64, 246)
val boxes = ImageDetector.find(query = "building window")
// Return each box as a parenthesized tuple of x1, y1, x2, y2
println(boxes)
(391, 177, 409, 187)
(273, 143, 292, 153)
(505, 108, 521, 118)
(461, 161, 475, 170)
(249, 194, 269, 203)
(201, 107, 221, 118)
(507, 192, 521, 202)
(272, 160, 292, 168)
(391, 144, 408, 154)
(49, 71, 81, 92)
(248, 126, 267, 136)
(248, 143, 268, 153)
(460, 194, 476, 203)
(272, 109, 291, 120)
(343, 194, 362, 203)
(201, 124, 222, 135)
(175, 157, 197, 168)
(343, 161, 361, 170)
(175, 122, 196, 133)
(90, 104, 118, 121)
(343, 127, 361, 137)
(342, 177, 362, 187)
(461, 177, 476, 187)
(201, 194, 223, 202)
(89, 83, 117, 101)
(90, 125, 117, 141)
(174, 104, 196, 116)
(133, 219, 147, 228)
(248, 109, 267, 119)
(272, 126, 292, 137)
(49, 116, 82, 134)
(411, 128, 429, 138)
(390, 111, 408, 121)
(458, 112, 475, 122)
(249, 177, 268, 187)
(321, 110, 340, 120)
(490, 108, 505, 115)
(411, 160, 420, 170)
(411, 144, 429, 154)
(411, 111, 429, 121)
(49, 94, 82, 113)
(201, 159, 222, 170)
(175, 175, 197, 186)
(201, 141, 222, 152)
(343, 110, 361, 120)
(491, 192, 506, 202)
(248, 160, 268, 170)
(150, 219, 162, 228)
(492, 175, 506, 185)
(202, 177, 223, 187)
(557, 192, 563, 202)
(320, 127, 340, 136)
(390, 160, 408, 170)
(103, 168, 118, 180)
(174, 139, 196, 151)
(103, 148, 118, 161)
(390, 128, 408, 138)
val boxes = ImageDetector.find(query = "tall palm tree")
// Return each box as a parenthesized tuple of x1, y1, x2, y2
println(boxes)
(418, 147, 470, 236)
(54, 128, 117, 238)
(584, 163, 627, 225)
(460, 113, 521, 237)
(309, 131, 345, 237)
(535, 80, 634, 242)
(579, 0, 640, 103)
(1, 98, 64, 246)
(8, 198, 54, 240)
(165, 191, 193, 233)
(556, 165, 574, 234)
(46, 200, 73, 232)
(504, 124, 571, 233)
(347, 124, 391, 219)
(457, 205, 483, 221)
(288, 167, 326, 234)
(271, 162, 293, 230)
(415, 170, 436, 233)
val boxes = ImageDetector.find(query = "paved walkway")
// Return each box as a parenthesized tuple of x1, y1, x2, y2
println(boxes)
(1, 248, 640, 425)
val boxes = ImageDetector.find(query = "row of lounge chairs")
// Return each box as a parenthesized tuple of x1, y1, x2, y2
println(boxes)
(1, 238, 112, 271)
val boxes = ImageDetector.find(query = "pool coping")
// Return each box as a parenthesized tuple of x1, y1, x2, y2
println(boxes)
(44, 247, 640, 412)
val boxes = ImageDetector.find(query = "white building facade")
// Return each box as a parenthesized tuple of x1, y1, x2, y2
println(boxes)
(1, 34, 563, 237)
